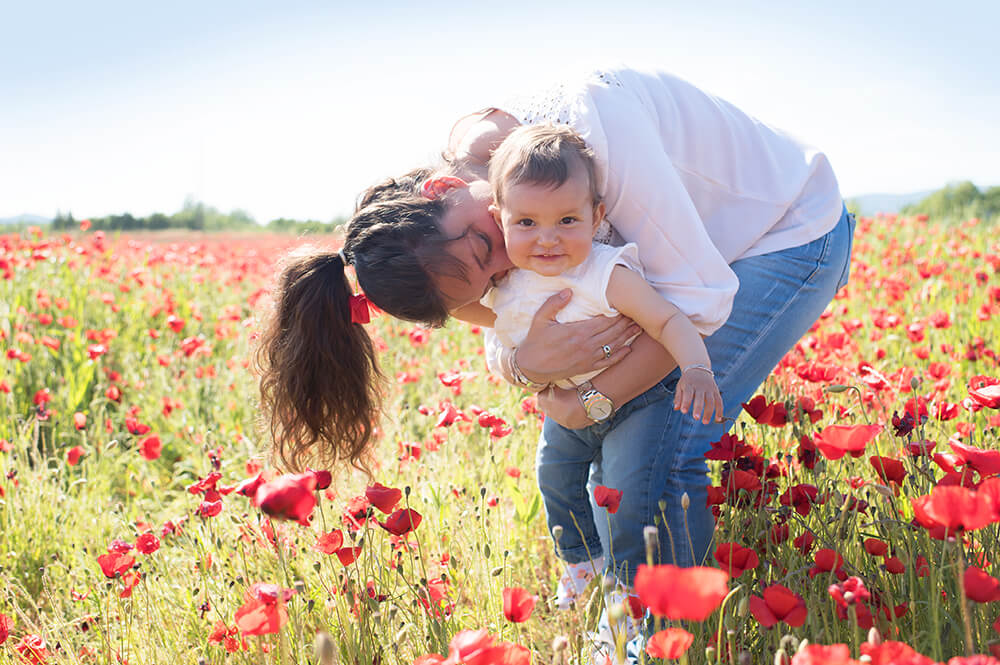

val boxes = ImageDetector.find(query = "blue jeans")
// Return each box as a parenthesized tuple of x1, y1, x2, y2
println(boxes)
(537, 206, 855, 586)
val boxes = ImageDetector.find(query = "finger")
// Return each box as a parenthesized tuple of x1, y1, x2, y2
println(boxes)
(533, 289, 572, 324)
(593, 344, 632, 369)
(714, 393, 725, 423)
(678, 389, 693, 414)
(692, 393, 706, 423)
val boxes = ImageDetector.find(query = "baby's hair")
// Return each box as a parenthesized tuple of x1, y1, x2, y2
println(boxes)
(488, 124, 602, 208)
(255, 167, 468, 474)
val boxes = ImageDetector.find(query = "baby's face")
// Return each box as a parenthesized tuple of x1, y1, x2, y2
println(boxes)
(492, 171, 604, 278)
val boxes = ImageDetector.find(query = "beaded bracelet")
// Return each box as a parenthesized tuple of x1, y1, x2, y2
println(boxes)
(509, 347, 550, 392)
(682, 363, 715, 377)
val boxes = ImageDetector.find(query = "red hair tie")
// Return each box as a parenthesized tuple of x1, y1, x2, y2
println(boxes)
(421, 176, 467, 200)
(349, 293, 371, 324)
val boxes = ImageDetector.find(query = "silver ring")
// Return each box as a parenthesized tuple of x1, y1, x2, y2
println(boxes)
(602, 344, 612, 359)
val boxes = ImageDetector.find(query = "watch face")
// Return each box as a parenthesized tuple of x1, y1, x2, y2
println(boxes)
(586, 394, 614, 421)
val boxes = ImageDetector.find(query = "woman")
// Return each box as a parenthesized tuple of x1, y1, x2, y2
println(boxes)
(257, 64, 854, 605)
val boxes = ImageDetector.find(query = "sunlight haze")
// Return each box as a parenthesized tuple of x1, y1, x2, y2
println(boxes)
(2, 0, 998, 222)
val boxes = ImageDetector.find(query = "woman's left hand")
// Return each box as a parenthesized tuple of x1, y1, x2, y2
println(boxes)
(537, 386, 592, 429)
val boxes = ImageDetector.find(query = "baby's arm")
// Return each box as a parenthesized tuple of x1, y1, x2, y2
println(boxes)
(606, 265, 723, 424)
(451, 302, 497, 328)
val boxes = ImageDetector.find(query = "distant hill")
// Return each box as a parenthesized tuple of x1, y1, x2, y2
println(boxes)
(846, 191, 934, 216)
(0, 214, 50, 225)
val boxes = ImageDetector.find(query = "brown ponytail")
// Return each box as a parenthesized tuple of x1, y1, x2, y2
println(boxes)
(255, 247, 383, 473)
(256, 166, 475, 473)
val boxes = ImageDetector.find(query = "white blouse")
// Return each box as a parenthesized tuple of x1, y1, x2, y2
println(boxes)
(483, 243, 643, 389)
(483, 65, 844, 371)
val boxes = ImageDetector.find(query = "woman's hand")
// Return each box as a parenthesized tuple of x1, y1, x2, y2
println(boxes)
(537, 386, 592, 429)
(515, 290, 640, 384)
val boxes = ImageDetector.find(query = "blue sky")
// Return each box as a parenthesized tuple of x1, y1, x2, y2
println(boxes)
(2, 0, 998, 222)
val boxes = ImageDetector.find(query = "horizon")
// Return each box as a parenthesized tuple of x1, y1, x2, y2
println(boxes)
(3, 0, 999, 222)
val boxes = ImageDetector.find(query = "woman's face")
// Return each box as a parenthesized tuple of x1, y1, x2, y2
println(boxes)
(435, 180, 513, 310)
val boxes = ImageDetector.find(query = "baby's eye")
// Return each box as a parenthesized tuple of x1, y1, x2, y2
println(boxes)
(560, 216, 579, 225)
(516, 218, 535, 227)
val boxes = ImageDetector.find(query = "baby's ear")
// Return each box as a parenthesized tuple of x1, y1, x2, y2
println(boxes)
(593, 201, 606, 228)
(488, 204, 503, 227)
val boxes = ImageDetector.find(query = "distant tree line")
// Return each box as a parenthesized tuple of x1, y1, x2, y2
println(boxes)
(902, 181, 1000, 222)
(51, 198, 346, 233)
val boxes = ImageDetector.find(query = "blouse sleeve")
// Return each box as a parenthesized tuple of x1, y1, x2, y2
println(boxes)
(579, 77, 739, 335)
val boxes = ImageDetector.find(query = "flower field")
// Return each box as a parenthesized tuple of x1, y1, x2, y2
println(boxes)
(1, 213, 1000, 665)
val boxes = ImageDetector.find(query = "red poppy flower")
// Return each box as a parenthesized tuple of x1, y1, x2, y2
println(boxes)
(828, 576, 871, 608)
(645, 627, 694, 659)
(749, 584, 808, 628)
(869, 456, 907, 485)
(814, 424, 883, 460)
(0, 612, 12, 645)
(964, 566, 1000, 603)
(313, 530, 345, 555)
(135, 533, 160, 554)
(969, 383, 1000, 409)
(950, 440, 1000, 477)
(790, 644, 856, 665)
(713, 542, 760, 578)
(794, 531, 816, 556)
(138, 435, 162, 460)
(884, 555, 905, 574)
(97, 552, 135, 578)
(445, 629, 501, 665)
(235, 473, 266, 498)
(365, 483, 402, 514)
(233, 583, 293, 636)
(379, 508, 422, 536)
(502, 586, 537, 623)
(808, 549, 845, 579)
(741, 395, 788, 426)
(863, 538, 888, 557)
(73, 412, 87, 430)
(912, 485, 998, 533)
(594, 485, 623, 514)
(14, 634, 50, 665)
(308, 468, 332, 490)
(704, 433, 756, 460)
(859, 641, 935, 665)
(335, 546, 362, 566)
(66, 445, 85, 466)
(634, 564, 729, 621)
(779, 484, 820, 516)
(254, 473, 317, 524)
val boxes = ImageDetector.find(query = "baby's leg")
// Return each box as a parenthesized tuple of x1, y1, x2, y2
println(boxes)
(536, 418, 604, 608)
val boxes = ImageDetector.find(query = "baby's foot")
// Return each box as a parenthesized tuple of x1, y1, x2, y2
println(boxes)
(554, 556, 605, 610)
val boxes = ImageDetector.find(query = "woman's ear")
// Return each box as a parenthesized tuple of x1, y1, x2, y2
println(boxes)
(421, 176, 468, 201)
(489, 203, 503, 229)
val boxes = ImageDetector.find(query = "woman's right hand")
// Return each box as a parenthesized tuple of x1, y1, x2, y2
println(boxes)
(515, 290, 640, 384)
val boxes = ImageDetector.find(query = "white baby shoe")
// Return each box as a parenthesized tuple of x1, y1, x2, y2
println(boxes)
(554, 556, 605, 610)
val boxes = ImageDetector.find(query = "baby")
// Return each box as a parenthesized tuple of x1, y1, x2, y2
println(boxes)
(476, 124, 723, 609)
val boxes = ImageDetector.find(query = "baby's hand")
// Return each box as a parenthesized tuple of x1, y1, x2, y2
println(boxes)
(674, 367, 724, 425)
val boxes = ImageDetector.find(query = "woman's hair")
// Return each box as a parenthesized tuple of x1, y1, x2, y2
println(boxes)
(488, 124, 601, 208)
(255, 167, 469, 473)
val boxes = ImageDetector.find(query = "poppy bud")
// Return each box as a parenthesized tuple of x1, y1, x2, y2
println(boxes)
(552, 525, 564, 542)
(867, 627, 882, 646)
(681, 492, 690, 511)
(825, 384, 849, 393)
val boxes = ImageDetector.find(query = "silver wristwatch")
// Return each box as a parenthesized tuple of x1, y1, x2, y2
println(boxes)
(576, 380, 615, 423)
